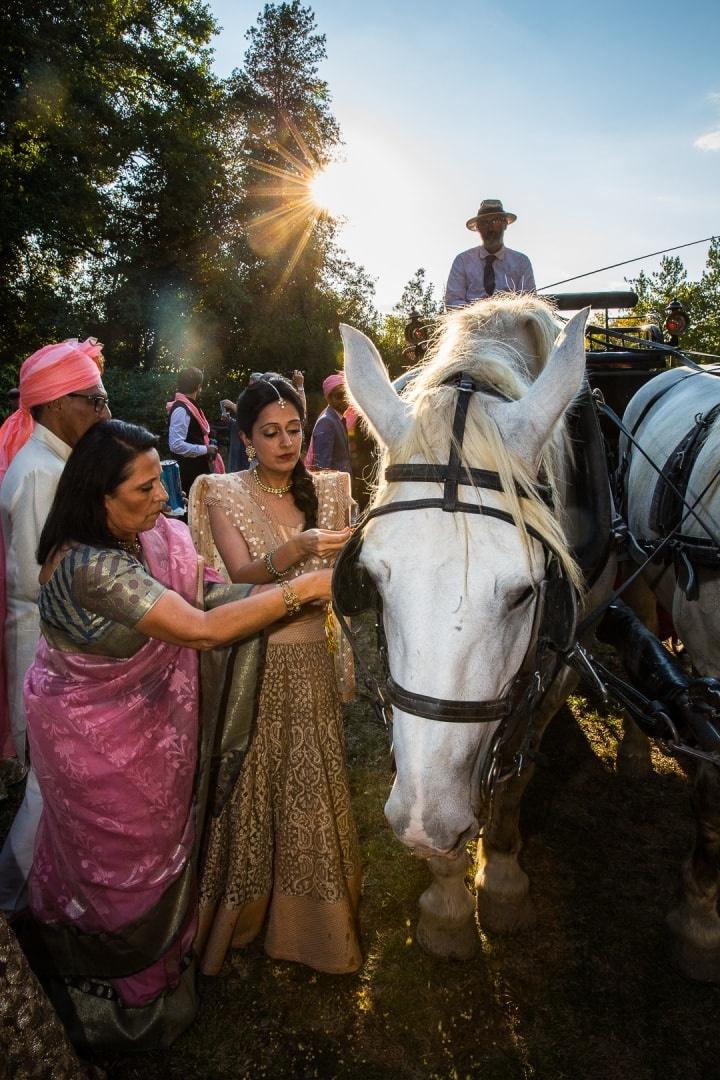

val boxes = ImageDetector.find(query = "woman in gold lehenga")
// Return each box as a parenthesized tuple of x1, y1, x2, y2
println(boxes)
(189, 374, 362, 975)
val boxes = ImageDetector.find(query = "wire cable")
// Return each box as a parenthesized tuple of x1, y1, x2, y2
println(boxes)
(539, 235, 718, 292)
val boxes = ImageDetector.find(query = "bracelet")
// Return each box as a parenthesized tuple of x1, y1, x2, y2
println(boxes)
(279, 581, 302, 617)
(263, 550, 288, 580)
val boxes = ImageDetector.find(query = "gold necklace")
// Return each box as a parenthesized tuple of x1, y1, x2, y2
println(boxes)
(117, 535, 143, 561)
(253, 470, 292, 498)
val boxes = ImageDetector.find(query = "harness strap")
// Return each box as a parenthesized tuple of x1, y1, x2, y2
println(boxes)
(386, 464, 518, 493)
(385, 463, 553, 504)
(444, 375, 475, 511)
(615, 370, 702, 499)
(385, 676, 511, 723)
(363, 498, 548, 546)
(601, 400, 720, 550)
(649, 402, 720, 535)
(627, 370, 701, 441)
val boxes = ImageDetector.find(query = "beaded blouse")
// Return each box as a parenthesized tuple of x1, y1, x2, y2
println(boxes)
(189, 470, 353, 646)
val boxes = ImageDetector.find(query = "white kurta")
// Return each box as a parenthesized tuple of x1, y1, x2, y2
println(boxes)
(0, 424, 70, 911)
(0, 424, 71, 759)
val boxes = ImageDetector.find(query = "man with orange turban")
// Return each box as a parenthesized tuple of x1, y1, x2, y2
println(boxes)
(0, 338, 108, 912)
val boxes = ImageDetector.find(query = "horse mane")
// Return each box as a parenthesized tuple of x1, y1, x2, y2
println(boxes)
(371, 293, 582, 590)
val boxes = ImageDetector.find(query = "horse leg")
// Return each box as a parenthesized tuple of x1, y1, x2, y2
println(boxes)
(666, 760, 720, 983)
(618, 573, 659, 636)
(617, 714, 653, 780)
(416, 849, 479, 960)
(474, 687, 572, 934)
(475, 764, 537, 933)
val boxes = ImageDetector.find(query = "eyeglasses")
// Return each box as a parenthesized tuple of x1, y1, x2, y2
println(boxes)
(66, 392, 110, 414)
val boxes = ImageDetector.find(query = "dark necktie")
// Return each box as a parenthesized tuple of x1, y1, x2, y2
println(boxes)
(484, 254, 496, 297)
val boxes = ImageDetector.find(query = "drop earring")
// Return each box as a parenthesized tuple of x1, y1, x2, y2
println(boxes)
(246, 444, 256, 461)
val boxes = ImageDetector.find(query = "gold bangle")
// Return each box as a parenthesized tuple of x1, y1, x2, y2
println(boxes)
(279, 580, 302, 616)
(263, 550, 287, 580)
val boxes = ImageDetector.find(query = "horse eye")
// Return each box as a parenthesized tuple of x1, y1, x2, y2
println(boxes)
(509, 585, 535, 610)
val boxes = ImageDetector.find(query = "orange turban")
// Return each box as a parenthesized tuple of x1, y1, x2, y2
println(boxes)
(0, 338, 104, 486)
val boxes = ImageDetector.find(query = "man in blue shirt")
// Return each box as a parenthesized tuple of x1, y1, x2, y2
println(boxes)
(308, 373, 352, 475)
(445, 198, 535, 309)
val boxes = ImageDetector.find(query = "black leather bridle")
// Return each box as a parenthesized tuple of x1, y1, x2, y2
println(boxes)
(332, 373, 578, 735)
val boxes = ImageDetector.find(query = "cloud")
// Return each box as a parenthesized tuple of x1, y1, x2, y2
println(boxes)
(694, 130, 720, 152)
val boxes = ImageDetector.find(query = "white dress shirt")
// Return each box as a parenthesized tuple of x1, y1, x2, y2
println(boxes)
(445, 244, 536, 309)
(168, 406, 209, 457)
(0, 423, 71, 758)
(0, 423, 70, 911)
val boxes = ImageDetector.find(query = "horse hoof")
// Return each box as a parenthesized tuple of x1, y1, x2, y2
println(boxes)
(670, 936, 720, 984)
(476, 890, 536, 934)
(416, 915, 480, 960)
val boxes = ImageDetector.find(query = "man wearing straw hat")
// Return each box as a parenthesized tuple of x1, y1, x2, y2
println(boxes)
(444, 198, 536, 309)
(0, 337, 108, 912)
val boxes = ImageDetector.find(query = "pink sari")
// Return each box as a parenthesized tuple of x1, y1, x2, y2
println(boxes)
(25, 517, 214, 1007)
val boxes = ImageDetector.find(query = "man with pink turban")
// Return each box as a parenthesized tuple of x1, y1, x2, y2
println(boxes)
(305, 372, 352, 475)
(0, 337, 108, 912)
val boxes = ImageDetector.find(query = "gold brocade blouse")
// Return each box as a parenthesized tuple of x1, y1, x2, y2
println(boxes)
(38, 546, 166, 658)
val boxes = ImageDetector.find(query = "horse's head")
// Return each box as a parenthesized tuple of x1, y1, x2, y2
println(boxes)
(340, 296, 588, 858)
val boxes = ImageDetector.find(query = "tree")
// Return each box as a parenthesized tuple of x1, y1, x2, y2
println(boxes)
(394, 267, 443, 322)
(691, 238, 720, 358)
(224, 2, 370, 386)
(238, 0, 339, 156)
(0, 0, 384, 408)
(624, 252, 718, 357)
(375, 268, 442, 377)
(0, 0, 221, 368)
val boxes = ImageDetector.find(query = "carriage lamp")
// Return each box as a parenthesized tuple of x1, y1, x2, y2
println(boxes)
(404, 311, 430, 363)
(664, 299, 690, 346)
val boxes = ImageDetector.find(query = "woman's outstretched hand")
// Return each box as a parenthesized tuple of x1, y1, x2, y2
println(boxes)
(296, 527, 353, 558)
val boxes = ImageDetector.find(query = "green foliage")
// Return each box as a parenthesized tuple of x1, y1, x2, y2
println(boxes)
(103, 366, 249, 441)
(0, 0, 391, 389)
(238, 0, 340, 157)
(374, 268, 442, 378)
(626, 240, 720, 358)
(393, 267, 443, 322)
(0, 0, 220, 367)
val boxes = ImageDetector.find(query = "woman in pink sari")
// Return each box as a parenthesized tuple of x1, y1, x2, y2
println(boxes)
(23, 419, 332, 1052)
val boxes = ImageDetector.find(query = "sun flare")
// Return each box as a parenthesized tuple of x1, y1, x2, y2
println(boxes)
(309, 161, 351, 220)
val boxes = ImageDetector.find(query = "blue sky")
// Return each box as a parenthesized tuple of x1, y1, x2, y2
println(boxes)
(209, 0, 720, 310)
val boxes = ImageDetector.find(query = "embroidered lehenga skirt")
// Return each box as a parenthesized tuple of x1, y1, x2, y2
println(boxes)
(197, 634, 362, 975)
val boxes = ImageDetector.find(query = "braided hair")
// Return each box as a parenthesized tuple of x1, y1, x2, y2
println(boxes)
(236, 374, 319, 528)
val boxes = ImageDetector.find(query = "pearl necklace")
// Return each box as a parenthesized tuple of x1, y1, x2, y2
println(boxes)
(253, 470, 292, 498)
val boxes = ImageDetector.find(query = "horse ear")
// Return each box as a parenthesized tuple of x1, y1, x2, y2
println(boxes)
(339, 324, 412, 447)
(486, 307, 590, 470)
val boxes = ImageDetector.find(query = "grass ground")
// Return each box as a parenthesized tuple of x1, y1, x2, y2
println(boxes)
(3, 619, 719, 1080)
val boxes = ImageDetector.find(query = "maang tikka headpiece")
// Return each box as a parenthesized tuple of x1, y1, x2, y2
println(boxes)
(260, 373, 291, 409)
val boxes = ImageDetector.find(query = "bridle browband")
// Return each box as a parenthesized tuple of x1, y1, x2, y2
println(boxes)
(332, 373, 577, 732)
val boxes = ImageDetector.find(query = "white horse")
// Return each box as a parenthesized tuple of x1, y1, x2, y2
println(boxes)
(340, 295, 616, 960)
(620, 365, 720, 670)
(340, 296, 720, 980)
(620, 365, 720, 980)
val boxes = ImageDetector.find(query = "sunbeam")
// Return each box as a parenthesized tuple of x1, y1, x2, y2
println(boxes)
(245, 114, 332, 292)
